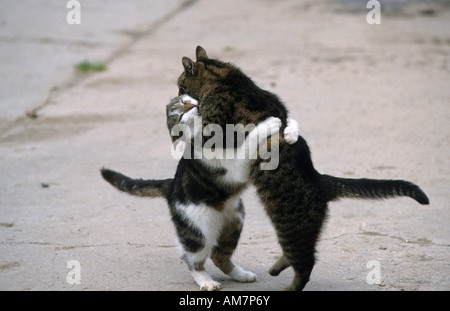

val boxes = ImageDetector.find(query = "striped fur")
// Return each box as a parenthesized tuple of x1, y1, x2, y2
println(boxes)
(177, 46, 429, 291)
(101, 169, 171, 198)
(101, 96, 289, 291)
(321, 175, 429, 204)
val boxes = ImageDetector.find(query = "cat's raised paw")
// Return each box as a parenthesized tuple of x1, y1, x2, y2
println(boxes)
(258, 117, 282, 138)
(268, 254, 291, 276)
(284, 118, 299, 144)
(181, 106, 199, 124)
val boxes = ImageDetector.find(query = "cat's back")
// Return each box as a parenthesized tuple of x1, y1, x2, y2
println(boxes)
(286, 135, 318, 179)
(250, 136, 321, 202)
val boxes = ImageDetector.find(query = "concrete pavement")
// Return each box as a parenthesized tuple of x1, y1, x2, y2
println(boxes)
(0, 0, 449, 290)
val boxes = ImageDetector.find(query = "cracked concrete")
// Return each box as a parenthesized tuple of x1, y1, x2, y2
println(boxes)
(1, 0, 449, 291)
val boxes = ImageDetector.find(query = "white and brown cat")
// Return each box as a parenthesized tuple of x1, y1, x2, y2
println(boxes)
(101, 94, 299, 290)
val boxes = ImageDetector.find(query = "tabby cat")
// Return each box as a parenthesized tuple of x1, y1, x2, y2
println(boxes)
(101, 94, 299, 290)
(175, 46, 429, 291)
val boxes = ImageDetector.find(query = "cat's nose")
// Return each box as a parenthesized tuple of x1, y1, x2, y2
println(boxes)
(187, 100, 198, 108)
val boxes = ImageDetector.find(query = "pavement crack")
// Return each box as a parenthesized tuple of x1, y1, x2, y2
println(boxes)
(0, 0, 200, 139)
(104, 0, 199, 64)
(359, 230, 450, 247)
(2, 240, 181, 250)
(1, 240, 120, 250)
(323, 230, 450, 248)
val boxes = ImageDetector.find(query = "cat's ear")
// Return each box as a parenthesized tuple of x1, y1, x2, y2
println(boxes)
(182, 57, 195, 76)
(196, 46, 208, 61)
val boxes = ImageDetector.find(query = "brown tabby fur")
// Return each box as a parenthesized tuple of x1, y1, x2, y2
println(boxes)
(177, 46, 429, 290)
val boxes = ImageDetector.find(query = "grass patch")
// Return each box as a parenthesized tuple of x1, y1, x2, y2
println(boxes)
(75, 60, 107, 73)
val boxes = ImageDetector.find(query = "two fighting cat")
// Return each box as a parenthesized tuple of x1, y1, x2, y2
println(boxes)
(102, 47, 428, 291)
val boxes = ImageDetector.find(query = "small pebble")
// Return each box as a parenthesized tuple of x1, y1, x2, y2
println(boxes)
(26, 109, 38, 119)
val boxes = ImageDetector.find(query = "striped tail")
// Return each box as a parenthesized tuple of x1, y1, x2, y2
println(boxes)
(321, 174, 429, 205)
(101, 168, 172, 198)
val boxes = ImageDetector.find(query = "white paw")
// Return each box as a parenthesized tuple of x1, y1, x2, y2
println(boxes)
(181, 94, 198, 106)
(229, 266, 257, 283)
(284, 118, 299, 144)
(181, 106, 199, 124)
(258, 117, 281, 140)
(200, 280, 222, 291)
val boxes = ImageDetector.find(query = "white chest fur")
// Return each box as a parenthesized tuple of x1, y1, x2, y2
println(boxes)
(211, 158, 250, 185)
(175, 194, 243, 249)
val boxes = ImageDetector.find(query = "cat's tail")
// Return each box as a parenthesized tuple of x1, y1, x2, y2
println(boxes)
(101, 168, 172, 198)
(320, 174, 429, 205)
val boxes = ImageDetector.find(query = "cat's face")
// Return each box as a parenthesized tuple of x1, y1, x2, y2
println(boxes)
(177, 46, 231, 103)
(167, 95, 198, 116)
(177, 46, 208, 99)
(177, 46, 281, 128)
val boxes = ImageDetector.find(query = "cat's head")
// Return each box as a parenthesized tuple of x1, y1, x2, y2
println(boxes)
(177, 46, 236, 101)
(167, 95, 198, 116)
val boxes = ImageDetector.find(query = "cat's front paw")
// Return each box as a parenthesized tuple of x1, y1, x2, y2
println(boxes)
(181, 94, 198, 107)
(181, 106, 199, 124)
(284, 118, 299, 144)
(257, 117, 282, 140)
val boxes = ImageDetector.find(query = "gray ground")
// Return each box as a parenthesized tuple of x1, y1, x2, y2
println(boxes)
(0, 0, 449, 291)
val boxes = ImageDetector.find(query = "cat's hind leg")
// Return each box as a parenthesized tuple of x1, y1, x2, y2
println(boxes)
(269, 252, 313, 292)
(211, 245, 257, 283)
(182, 249, 222, 291)
(268, 254, 291, 276)
(210, 203, 256, 283)
(174, 204, 222, 291)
